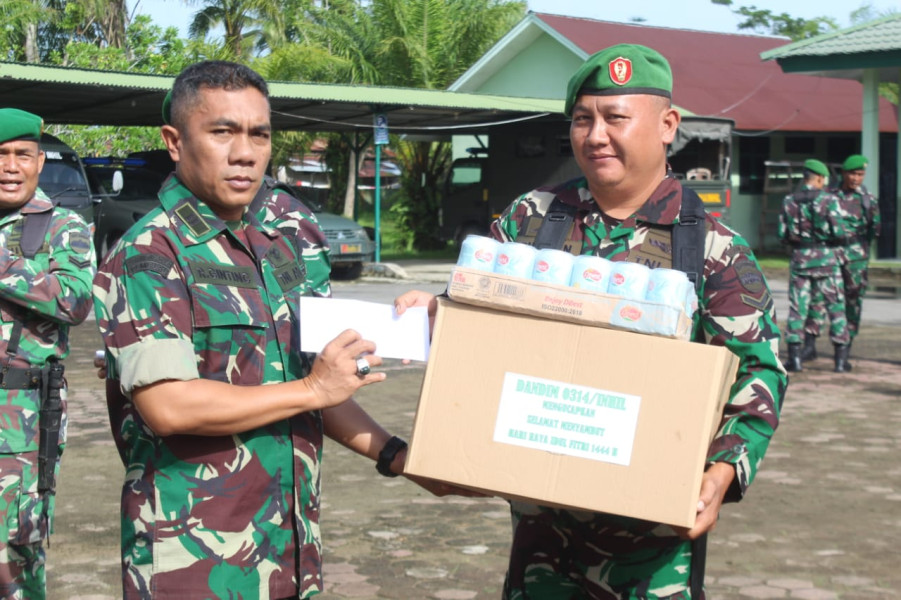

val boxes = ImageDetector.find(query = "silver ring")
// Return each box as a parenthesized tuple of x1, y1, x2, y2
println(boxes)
(355, 357, 371, 376)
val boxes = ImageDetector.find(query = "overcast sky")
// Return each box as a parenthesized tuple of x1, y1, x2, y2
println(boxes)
(135, 0, 897, 37)
(526, 0, 896, 34)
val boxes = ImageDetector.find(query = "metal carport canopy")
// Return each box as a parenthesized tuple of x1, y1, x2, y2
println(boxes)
(0, 61, 563, 134)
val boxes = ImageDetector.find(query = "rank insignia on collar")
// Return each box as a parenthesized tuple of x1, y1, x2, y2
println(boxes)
(609, 57, 632, 86)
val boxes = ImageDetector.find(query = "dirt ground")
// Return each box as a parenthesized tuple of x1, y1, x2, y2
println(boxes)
(48, 284, 901, 600)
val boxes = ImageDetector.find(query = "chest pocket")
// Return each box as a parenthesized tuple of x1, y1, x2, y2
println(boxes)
(187, 261, 270, 383)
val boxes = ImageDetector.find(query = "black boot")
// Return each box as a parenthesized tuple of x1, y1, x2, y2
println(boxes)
(783, 343, 803, 372)
(800, 333, 818, 361)
(834, 344, 851, 373)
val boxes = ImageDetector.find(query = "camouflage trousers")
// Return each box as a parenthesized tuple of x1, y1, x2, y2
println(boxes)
(805, 260, 869, 340)
(786, 269, 849, 345)
(503, 502, 701, 599)
(0, 453, 51, 600)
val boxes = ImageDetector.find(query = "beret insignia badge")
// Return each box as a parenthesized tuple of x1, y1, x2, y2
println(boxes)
(609, 57, 632, 86)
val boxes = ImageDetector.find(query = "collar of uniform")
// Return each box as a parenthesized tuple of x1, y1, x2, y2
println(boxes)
(628, 174, 682, 226)
(12, 190, 53, 216)
(245, 203, 281, 240)
(158, 174, 235, 246)
(835, 185, 867, 199)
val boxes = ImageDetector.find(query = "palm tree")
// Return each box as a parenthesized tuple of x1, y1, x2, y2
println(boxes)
(186, 0, 284, 60)
(281, 0, 523, 229)
(70, 0, 129, 48)
(0, 0, 58, 62)
(304, 0, 525, 242)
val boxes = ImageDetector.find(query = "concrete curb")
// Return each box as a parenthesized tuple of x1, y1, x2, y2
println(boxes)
(362, 262, 409, 279)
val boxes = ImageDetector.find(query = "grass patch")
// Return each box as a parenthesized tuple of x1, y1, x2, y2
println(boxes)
(379, 247, 458, 262)
(357, 197, 459, 260)
(756, 255, 789, 269)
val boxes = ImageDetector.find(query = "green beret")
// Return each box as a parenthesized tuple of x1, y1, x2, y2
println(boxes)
(0, 108, 43, 144)
(842, 154, 868, 171)
(565, 44, 673, 116)
(803, 159, 829, 177)
(162, 89, 172, 125)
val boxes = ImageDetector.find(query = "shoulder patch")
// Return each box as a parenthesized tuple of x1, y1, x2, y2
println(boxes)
(734, 259, 764, 295)
(126, 254, 175, 277)
(68, 230, 93, 255)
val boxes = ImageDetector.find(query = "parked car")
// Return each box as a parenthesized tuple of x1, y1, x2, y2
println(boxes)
(38, 133, 95, 227)
(289, 186, 375, 280)
(84, 156, 165, 258)
(86, 152, 374, 278)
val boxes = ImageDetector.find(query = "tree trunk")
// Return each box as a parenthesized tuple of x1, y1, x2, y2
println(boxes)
(24, 22, 38, 63)
(342, 147, 357, 219)
(107, 0, 128, 50)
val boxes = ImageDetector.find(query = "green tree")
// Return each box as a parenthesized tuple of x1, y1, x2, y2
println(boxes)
(0, 0, 61, 62)
(60, 0, 129, 48)
(712, 1, 899, 104)
(187, 0, 284, 60)
(44, 15, 199, 158)
(389, 139, 452, 251)
(711, 0, 838, 39)
(293, 0, 525, 248)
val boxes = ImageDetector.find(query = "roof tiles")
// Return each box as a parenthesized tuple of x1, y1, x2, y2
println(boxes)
(534, 13, 897, 132)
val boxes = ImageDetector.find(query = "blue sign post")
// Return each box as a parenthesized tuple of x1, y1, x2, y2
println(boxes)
(373, 112, 388, 263)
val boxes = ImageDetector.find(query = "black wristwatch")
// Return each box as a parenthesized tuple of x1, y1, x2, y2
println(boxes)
(376, 436, 407, 477)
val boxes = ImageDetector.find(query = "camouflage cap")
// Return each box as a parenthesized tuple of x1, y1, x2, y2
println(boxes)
(0, 108, 43, 144)
(842, 154, 868, 171)
(803, 159, 829, 177)
(564, 44, 673, 116)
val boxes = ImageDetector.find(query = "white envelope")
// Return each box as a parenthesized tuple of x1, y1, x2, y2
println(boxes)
(299, 297, 430, 361)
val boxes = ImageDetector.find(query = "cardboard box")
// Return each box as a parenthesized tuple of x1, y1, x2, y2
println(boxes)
(447, 267, 695, 341)
(405, 298, 739, 528)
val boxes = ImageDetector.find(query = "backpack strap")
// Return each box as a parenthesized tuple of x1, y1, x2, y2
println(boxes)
(673, 187, 707, 292)
(5, 209, 54, 361)
(19, 209, 54, 260)
(677, 188, 711, 596)
(532, 198, 578, 250)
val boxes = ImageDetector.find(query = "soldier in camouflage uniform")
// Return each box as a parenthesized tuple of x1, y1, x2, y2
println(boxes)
(93, 61, 433, 600)
(0, 109, 95, 599)
(802, 154, 880, 366)
(777, 159, 850, 372)
(397, 44, 787, 599)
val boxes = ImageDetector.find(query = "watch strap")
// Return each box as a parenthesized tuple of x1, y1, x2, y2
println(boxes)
(376, 436, 407, 477)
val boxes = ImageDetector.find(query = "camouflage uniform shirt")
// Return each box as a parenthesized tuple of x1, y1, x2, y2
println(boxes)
(777, 185, 849, 345)
(828, 184, 880, 264)
(0, 190, 94, 548)
(94, 176, 330, 599)
(777, 185, 841, 275)
(491, 175, 787, 599)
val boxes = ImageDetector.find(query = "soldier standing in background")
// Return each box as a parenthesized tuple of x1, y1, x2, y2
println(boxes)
(0, 109, 95, 599)
(801, 154, 880, 365)
(778, 159, 850, 372)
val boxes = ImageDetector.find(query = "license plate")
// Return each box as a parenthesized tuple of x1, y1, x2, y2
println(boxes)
(340, 243, 362, 253)
(697, 192, 723, 205)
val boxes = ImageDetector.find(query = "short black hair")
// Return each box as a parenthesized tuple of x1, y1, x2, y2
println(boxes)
(169, 61, 269, 129)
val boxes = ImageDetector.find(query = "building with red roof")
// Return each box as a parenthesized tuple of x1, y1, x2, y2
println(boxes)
(449, 12, 898, 252)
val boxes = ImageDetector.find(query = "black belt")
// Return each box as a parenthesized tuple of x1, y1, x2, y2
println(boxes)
(0, 366, 43, 390)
